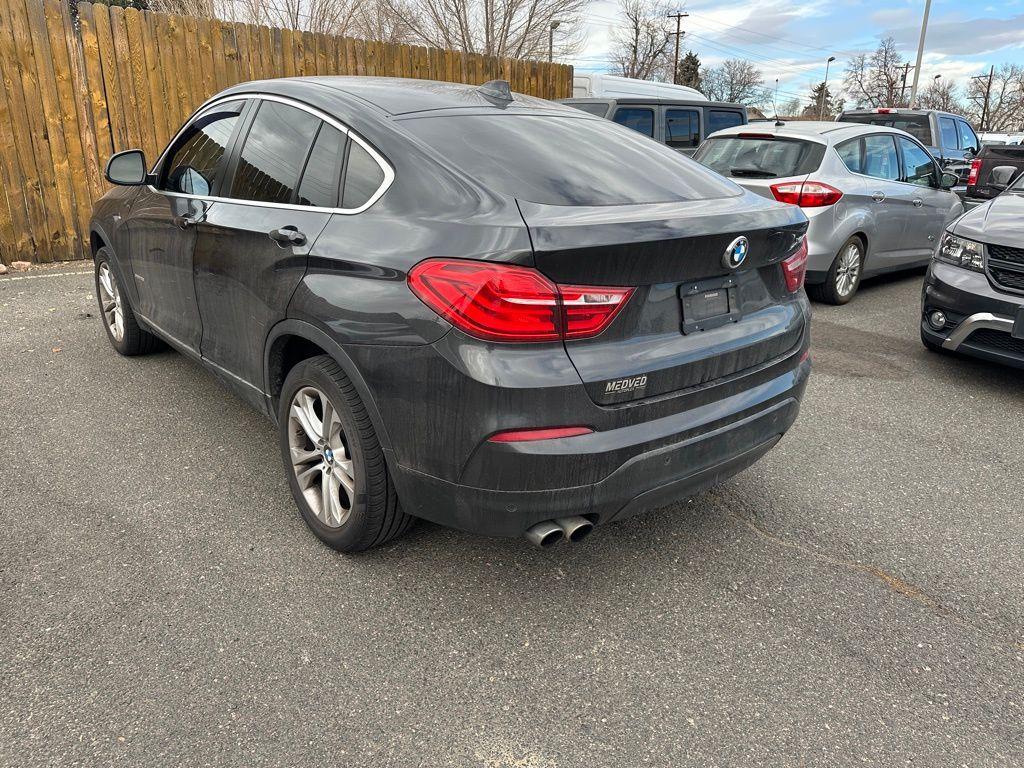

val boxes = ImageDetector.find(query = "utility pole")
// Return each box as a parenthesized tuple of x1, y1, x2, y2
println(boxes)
(908, 0, 932, 108)
(667, 11, 689, 85)
(971, 66, 995, 132)
(899, 63, 912, 106)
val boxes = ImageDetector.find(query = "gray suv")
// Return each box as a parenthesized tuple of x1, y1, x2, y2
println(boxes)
(561, 97, 747, 155)
(695, 121, 963, 304)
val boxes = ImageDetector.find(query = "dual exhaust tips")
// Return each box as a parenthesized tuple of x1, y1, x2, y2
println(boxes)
(524, 516, 594, 548)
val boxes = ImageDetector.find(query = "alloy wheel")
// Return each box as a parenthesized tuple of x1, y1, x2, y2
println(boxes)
(98, 262, 125, 342)
(835, 243, 862, 298)
(287, 386, 356, 528)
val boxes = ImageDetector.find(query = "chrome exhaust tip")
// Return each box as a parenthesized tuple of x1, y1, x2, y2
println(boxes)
(524, 521, 565, 548)
(555, 516, 594, 543)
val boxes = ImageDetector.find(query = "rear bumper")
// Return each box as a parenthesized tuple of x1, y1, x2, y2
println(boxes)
(921, 260, 1024, 369)
(388, 360, 809, 538)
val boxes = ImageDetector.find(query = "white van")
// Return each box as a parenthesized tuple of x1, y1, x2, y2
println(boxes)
(573, 73, 707, 101)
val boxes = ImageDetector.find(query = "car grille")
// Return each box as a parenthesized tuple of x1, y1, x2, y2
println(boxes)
(989, 266, 1024, 291)
(965, 329, 1024, 357)
(988, 243, 1024, 266)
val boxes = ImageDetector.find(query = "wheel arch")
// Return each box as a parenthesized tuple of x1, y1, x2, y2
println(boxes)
(263, 320, 394, 452)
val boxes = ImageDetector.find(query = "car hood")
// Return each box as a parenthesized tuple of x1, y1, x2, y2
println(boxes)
(952, 192, 1024, 245)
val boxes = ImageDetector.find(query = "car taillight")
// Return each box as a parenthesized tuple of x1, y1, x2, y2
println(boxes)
(781, 237, 808, 293)
(408, 259, 633, 343)
(968, 158, 982, 186)
(770, 181, 843, 207)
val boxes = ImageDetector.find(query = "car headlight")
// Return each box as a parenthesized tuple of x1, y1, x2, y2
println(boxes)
(935, 231, 984, 272)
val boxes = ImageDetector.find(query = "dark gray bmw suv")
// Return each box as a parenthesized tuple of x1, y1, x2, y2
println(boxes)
(91, 77, 811, 551)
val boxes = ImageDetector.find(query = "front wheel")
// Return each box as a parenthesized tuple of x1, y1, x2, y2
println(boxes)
(278, 355, 413, 552)
(94, 248, 160, 355)
(808, 237, 864, 305)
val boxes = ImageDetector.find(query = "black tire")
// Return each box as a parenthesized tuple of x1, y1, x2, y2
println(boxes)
(278, 355, 413, 552)
(94, 248, 160, 356)
(807, 236, 864, 305)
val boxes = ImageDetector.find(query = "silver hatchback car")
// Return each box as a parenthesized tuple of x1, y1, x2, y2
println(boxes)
(693, 121, 964, 303)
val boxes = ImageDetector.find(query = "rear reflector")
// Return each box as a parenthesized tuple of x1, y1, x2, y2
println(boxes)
(968, 158, 982, 186)
(771, 181, 843, 207)
(408, 259, 632, 343)
(488, 426, 594, 443)
(781, 237, 809, 293)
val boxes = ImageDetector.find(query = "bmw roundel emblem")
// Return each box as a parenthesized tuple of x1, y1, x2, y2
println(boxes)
(723, 236, 749, 270)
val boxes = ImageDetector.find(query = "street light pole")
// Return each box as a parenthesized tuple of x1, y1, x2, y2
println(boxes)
(818, 55, 836, 119)
(548, 21, 561, 63)
(908, 0, 932, 108)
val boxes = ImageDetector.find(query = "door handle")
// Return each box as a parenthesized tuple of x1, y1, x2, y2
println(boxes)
(871, 192, 885, 202)
(913, 198, 923, 207)
(269, 226, 307, 246)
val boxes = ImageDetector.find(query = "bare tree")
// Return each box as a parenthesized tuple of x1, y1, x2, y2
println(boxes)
(393, 0, 586, 60)
(229, 0, 367, 35)
(609, 0, 672, 81)
(915, 78, 964, 114)
(700, 59, 763, 104)
(965, 64, 1024, 132)
(843, 37, 907, 108)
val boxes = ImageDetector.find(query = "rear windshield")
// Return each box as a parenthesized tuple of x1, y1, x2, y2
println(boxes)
(402, 114, 740, 206)
(694, 136, 825, 179)
(839, 113, 932, 144)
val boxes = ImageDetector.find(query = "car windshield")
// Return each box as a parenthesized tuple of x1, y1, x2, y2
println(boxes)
(694, 136, 824, 179)
(839, 113, 932, 144)
(401, 113, 740, 206)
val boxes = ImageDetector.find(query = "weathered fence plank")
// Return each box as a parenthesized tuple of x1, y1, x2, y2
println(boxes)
(0, 0, 573, 265)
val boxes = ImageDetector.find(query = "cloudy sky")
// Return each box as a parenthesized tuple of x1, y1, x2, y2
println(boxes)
(568, 0, 1024, 105)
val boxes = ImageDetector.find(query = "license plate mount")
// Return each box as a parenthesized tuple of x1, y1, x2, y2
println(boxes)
(679, 276, 741, 334)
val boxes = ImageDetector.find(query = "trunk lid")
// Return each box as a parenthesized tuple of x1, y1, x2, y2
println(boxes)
(518, 192, 808, 405)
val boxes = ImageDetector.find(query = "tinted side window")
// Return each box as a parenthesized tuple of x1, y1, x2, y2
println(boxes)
(939, 117, 959, 149)
(298, 124, 346, 208)
(836, 138, 864, 174)
(861, 135, 900, 181)
(899, 137, 937, 186)
(707, 110, 744, 135)
(161, 100, 245, 195)
(613, 107, 654, 137)
(342, 140, 385, 209)
(665, 109, 700, 148)
(957, 120, 979, 153)
(230, 100, 320, 204)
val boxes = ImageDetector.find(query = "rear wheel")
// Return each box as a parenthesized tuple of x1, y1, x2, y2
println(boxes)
(278, 355, 413, 552)
(808, 237, 864, 305)
(94, 248, 160, 356)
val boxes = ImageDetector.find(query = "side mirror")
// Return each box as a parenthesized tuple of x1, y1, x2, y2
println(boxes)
(940, 172, 958, 190)
(105, 149, 148, 186)
(989, 165, 1017, 191)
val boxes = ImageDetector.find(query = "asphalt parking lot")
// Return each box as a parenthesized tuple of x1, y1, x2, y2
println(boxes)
(1, 264, 1021, 767)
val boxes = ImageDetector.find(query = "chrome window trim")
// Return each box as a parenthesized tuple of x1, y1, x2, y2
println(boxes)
(149, 92, 394, 215)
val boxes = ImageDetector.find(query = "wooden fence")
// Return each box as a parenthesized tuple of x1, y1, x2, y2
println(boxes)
(0, 0, 573, 264)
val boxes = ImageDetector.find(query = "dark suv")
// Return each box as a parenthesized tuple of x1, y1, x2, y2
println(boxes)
(921, 172, 1024, 368)
(839, 108, 980, 183)
(92, 77, 811, 551)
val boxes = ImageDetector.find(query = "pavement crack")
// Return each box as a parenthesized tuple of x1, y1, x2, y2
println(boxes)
(715, 495, 1024, 653)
